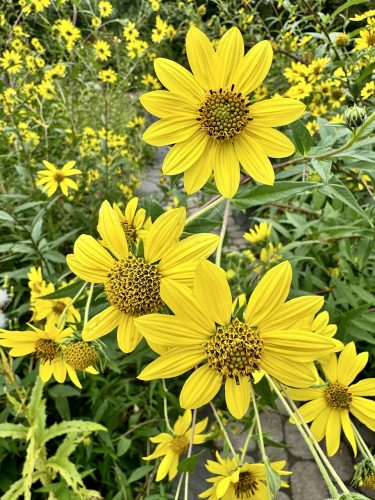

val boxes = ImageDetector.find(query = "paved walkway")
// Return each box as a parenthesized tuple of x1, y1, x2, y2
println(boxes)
(139, 154, 375, 500)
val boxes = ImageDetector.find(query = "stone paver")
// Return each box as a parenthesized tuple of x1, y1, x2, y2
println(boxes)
(290, 461, 328, 500)
(284, 421, 312, 460)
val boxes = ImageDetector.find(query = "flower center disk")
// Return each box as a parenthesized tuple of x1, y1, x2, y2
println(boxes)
(325, 382, 352, 410)
(34, 338, 59, 363)
(198, 87, 251, 142)
(170, 435, 189, 455)
(234, 471, 259, 498)
(205, 319, 264, 380)
(105, 255, 162, 316)
(64, 341, 98, 370)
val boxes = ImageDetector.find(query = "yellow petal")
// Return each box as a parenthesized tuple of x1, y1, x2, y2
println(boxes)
(293, 398, 326, 424)
(193, 260, 232, 326)
(350, 378, 375, 397)
(156, 450, 175, 481)
(216, 27, 244, 89)
(66, 254, 109, 283)
(261, 353, 317, 387)
(124, 197, 138, 222)
(337, 342, 368, 386)
(234, 40, 273, 95)
(350, 399, 375, 432)
(138, 346, 206, 380)
(213, 141, 240, 199)
(310, 405, 330, 442)
(246, 125, 296, 158)
(39, 362, 54, 382)
(66, 365, 82, 389)
(174, 409, 192, 435)
(144, 207, 185, 263)
(234, 132, 274, 185)
(186, 26, 216, 89)
(143, 116, 200, 146)
(52, 357, 67, 383)
(154, 57, 204, 102)
(216, 476, 232, 498)
(135, 313, 209, 346)
(97, 200, 128, 260)
(140, 90, 195, 119)
(262, 331, 337, 361)
(117, 314, 142, 353)
(225, 377, 251, 419)
(321, 353, 338, 382)
(261, 296, 324, 332)
(340, 411, 356, 456)
(82, 306, 122, 341)
(245, 261, 291, 326)
(325, 409, 341, 456)
(72, 234, 114, 277)
(250, 98, 305, 127)
(162, 130, 209, 175)
(183, 148, 213, 194)
(159, 279, 213, 333)
(180, 365, 222, 409)
(286, 387, 325, 401)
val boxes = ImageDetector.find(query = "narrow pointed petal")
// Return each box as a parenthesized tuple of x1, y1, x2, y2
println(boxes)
(162, 131, 209, 175)
(310, 405, 330, 442)
(180, 365, 222, 409)
(82, 306, 121, 341)
(216, 27, 244, 89)
(262, 331, 337, 361)
(144, 208, 185, 263)
(154, 58, 205, 102)
(140, 90, 195, 119)
(225, 377, 251, 419)
(213, 141, 240, 199)
(143, 116, 200, 146)
(234, 40, 273, 95)
(293, 398, 326, 424)
(66, 254, 109, 283)
(350, 378, 375, 397)
(246, 125, 296, 158)
(183, 151, 213, 194)
(326, 409, 341, 456)
(250, 98, 305, 127)
(97, 201, 128, 260)
(174, 409, 192, 435)
(337, 342, 368, 386)
(234, 132, 274, 185)
(261, 296, 324, 331)
(262, 353, 317, 387)
(186, 26, 216, 89)
(117, 314, 142, 353)
(340, 411, 357, 456)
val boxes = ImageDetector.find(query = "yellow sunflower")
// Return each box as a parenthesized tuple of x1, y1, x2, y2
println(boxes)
(243, 222, 272, 245)
(199, 452, 291, 499)
(287, 342, 375, 456)
(112, 196, 151, 243)
(67, 201, 219, 353)
(137, 260, 340, 419)
(144, 409, 208, 481)
(0, 321, 97, 388)
(36, 160, 81, 197)
(31, 282, 81, 325)
(140, 26, 304, 198)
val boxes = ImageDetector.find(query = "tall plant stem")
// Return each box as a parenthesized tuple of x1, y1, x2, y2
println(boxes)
(215, 199, 231, 267)
(209, 402, 237, 457)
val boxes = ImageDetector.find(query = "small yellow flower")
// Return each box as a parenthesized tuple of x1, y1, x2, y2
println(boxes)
(0, 50, 23, 73)
(91, 16, 101, 28)
(37, 79, 55, 100)
(36, 160, 81, 197)
(93, 39, 111, 61)
(288, 342, 375, 456)
(243, 222, 272, 244)
(361, 81, 375, 99)
(99, 68, 117, 83)
(335, 33, 349, 46)
(143, 410, 208, 481)
(199, 452, 291, 499)
(123, 22, 139, 42)
(141, 73, 161, 89)
(306, 120, 319, 135)
(354, 29, 375, 50)
(112, 197, 151, 243)
(31, 281, 81, 326)
(151, 15, 168, 43)
(99, 0, 112, 17)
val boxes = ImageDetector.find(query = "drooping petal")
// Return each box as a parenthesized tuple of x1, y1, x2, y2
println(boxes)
(193, 260, 232, 326)
(69, 234, 114, 281)
(180, 364, 222, 409)
(310, 405, 330, 442)
(39, 362, 54, 382)
(142, 116, 200, 146)
(66, 365, 82, 389)
(216, 27, 244, 89)
(154, 58, 205, 102)
(82, 306, 122, 341)
(97, 201, 128, 260)
(138, 346, 206, 380)
(350, 398, 375, 432)
(162, 130, 209, 175)
(250, 98, 305, 127)
(156, 450, 175, 481)
(117, 314, 142, 353)
(340, 411, 357, 456)
(246, 125, 296, 158)
(144, 208, 186, 263)
(225, 377, 251, 419)
(213, 141, 240, 199)
(140, 90, 196, 119)
(245, 261, 292, 326)
(261, 296, 324, 332)
(186, 26, 216, 89)
(325, 409, 341, 456)
(234, 132, 274, 185)
(233, 40, 273, 95)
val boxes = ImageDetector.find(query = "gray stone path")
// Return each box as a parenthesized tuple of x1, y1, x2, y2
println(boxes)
(139, 155, 375, 500)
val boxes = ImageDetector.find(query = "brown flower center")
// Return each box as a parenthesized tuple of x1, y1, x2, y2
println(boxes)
(170, 435, 189, 455)
(34, 338, 59, 363)
(366, 33, 375, 46)
(198, 86, 251, 142)
(53, 170, 65, 183)
(234, 471, 259, 498)
(205, 319, 264, 381)
(325, 382, 352, 410)
(64, 341, 98, 370)
(104, 255, 162, 316)
(52, 301, 66, 315)
(121, 220, 138, 243)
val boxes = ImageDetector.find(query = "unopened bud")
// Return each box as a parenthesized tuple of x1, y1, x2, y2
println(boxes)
(345, 105, 367, 128)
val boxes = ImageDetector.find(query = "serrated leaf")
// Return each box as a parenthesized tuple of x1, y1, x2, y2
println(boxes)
(47, 457, 83, 490)
(290, 120, 312, 155)
(41, 420, 106, 444)
(0, 422, 28, 439)
(178, 450, 205, 473)
(232, 182, 320, 209)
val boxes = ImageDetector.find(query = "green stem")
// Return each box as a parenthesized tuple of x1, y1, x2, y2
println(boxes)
(161, 379, 173, 434)
(185, 195, 225, 225)
(240, 419, 256, 465)
(184, 408, 197, 500)
(84, 282, 94, 326)
(215, 199, 231, 267)
(353, 425, 375, 469)
(209, 401, 237, 457)
(266, 376, 343, 498)
(174, 472, 185, 500)
(57, 282, 86, 328)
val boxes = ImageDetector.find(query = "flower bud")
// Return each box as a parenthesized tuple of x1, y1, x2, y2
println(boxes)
(345, 105, 367, 128)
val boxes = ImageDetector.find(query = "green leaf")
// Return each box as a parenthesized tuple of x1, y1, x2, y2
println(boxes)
(41, 420, 106, 444)
(128, 465, 153, 483)
(265, 460, 282, 497)
(0, 210, 14, 222)
(185, 217, 221, 233)
(321, 178, 371, 223)
(39, 281, 84, 300)
(232, 182, 320, 210)
(48, 385, 81, 398)
(47, 457, 83, 490)
(178, 450, 205, 473)
(0, 423, 28, 439)
(331, 0, 369, 20)
(311, 159, 332, 184)
(117, 437, 131, 457)
(290, 120, 312, 155)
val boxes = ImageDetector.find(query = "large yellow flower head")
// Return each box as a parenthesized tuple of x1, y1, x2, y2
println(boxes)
(199, 452, 291, 499)
(288, 342, 375, 457)
(140, 26, 305, 199)
(144, 409, 208, 481)
(137, 260, 340, 419)
(0, 321, 98, 388)
(67, 201, 219, 353)
(36, 160, 81, 197)
(112, 196, 151, 244)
